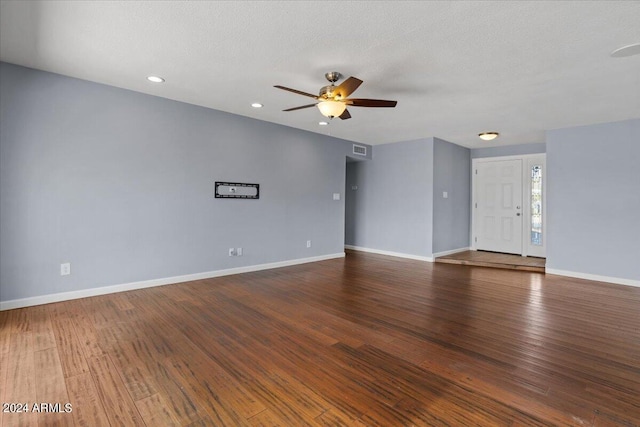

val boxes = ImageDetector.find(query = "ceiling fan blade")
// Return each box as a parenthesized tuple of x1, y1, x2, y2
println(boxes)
(334, 77, 363, 99)
(339, 109, 351, 120)
(347, 98, 397, 108)
(274, 85, 319, 99)
(283, 103, 317, 112)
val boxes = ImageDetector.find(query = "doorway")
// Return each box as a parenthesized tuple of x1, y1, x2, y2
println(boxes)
(344, 157, 361, 248)
(472, 154, 546, 258)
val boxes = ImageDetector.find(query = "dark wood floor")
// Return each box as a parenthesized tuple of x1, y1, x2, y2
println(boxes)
(1, 251, 639, 426)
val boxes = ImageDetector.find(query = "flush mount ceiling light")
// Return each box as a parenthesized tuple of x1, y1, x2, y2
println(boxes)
(146, 76, 165, 83)
(610, 42, 640, 58)
(251, 102, 263, 108)
(317, 100, 347, 118)
(478, 132, 499, 141)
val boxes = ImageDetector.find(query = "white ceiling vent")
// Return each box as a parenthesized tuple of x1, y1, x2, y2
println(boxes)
(353, 144, 367, 156)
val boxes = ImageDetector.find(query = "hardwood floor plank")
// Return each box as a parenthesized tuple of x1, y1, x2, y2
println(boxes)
(141, 312, 269, 420)
(195, 330, 400, 422)
(110, 293, 135, 311)
(0, 310, 11, 355)
(184, 414, 221, 427)
(158, 307, 338, 423)
(593, 410, 636, 426)
(161, 356, 259, 426)
(65, 372, 110, 427)
(358, 343, 576, 426)
(145, 360, 204, 425)
(94, 304, 207, 424)
(314, 409, 366, 427)
(30, 306, 56, 352)
(232, 295, 341, 347)
(60, 304, 106, 360)
(247, 409, 287, 427)
(135, 392, 180, 427)
(108, 342, 159, 401)
(246, 368, 332, 421)
(3, 332, 38, 427)
(33, 348, 73, 426)
(7, 308, 32, 334)
(0, 311, 10, 427)
(79, 296, 119, 328)
(402, 339, 594, 424)
(86, 354, 145, 426)
(51, 317, 89, 379)
(0, 348, 8, 427)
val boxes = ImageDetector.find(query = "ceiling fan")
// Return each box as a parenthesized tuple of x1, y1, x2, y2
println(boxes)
(274, 72, 397, 120)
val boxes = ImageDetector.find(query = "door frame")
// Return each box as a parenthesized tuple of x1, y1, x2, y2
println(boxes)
(471, 153, 547, 258)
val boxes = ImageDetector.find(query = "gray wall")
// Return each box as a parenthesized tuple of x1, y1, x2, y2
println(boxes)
(472, 142, 545, 159)
(0, 62, 359, 302)
(432, 138, 471, 253)
(345, 139, 433, 257)
(546, 119, 640, 281)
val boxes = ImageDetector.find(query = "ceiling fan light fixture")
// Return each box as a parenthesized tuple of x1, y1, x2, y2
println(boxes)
(317, 100, 347, 118)
(275, 72, 396, 121)
(478, 132, 499, 141)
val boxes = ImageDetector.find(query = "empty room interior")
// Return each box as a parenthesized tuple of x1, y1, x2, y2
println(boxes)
(1, 1, 639, 426)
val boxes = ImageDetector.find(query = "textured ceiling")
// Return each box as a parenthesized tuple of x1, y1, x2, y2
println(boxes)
(1, 1, 639, 148)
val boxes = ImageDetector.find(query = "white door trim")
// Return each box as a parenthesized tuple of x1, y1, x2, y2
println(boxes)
(472, 154, 547, 258)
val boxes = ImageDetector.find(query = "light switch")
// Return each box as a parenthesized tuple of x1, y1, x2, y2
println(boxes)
(333, 193, 341, 200)
(443, 191, 448, 199)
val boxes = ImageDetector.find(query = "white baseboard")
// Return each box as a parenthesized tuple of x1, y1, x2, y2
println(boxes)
(432, 247, 471, 258)
(546, 268, 640, 288)
(345, 245, 433, 262)
(0, 252, 345, 311)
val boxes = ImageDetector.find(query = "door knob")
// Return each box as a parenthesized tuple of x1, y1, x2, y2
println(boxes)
(516, 213, 521, 216)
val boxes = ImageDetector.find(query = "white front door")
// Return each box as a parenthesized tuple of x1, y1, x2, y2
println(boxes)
(475, 159, 523, 255)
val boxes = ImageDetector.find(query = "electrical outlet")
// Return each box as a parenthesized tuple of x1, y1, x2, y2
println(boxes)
(228, 248, 236, 256)
(237, 247, 243, 256)
(306, 240, 312, 248)
(60, 262, 71, 276)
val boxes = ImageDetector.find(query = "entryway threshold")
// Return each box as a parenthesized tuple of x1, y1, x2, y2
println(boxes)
(435, 250, 545, 273)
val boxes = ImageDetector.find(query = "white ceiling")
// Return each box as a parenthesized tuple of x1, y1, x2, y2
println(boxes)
(1, 1, 639, 148)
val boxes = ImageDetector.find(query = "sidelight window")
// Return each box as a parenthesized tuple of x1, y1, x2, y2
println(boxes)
(531, 165, 543, 246)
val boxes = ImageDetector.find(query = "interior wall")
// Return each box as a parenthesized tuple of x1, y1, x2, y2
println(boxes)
(432, 138, 471, 254)
(344, 139, 433, 257)
(0, 62, 362, 303)
(546, 118, 640, 282)
(471, 142, 546, 159)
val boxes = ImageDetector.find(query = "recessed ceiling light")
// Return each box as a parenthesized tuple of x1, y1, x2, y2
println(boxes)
(319, 121, 329, 126)
(147, 76, 165, 83)
(611, 43, 640, 58)
(478, 132, 499, 141)
(251, 103, 263, 108)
